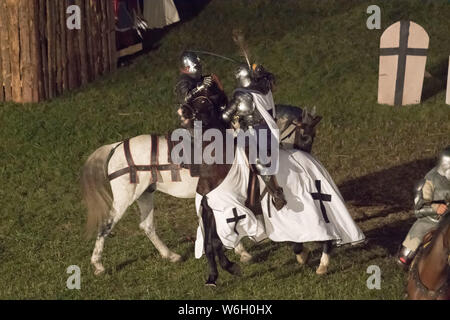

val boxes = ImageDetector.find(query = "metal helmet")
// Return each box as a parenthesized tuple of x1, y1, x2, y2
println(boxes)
(437, 146, 450, 180)
(235, 65, 252, 88)
(180, 51, 202, 79)
(235, 91, 255, 116)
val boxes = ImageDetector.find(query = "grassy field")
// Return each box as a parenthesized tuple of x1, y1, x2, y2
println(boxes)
(0, 0, 449, 300)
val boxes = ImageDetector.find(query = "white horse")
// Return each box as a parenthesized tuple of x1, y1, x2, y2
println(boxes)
(81, 134, 252, 275)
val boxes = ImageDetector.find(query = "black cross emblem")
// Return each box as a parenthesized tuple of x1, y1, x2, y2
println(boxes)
(226, 208, 246, 235)
(310, 180, 331, 223)
(379, 20, 428, 106)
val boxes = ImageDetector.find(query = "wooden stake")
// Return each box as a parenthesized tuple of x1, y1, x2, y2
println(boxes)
(59, 0, 68, 92)
(92, 0, 100, 77)
(30, 0, 42, 102)
(39, 0, 48, 100)
(100, 0, 109, 74)
(77, 0, 88, 85)
(0, 0, 12, 101)
(106, 0, 117, 71)
(7, 0, 22, 102)
(55, 0, 62, 95)
(46, 0, 56, 98)
(0, 0, 5, 102)
(84, 0, 94, 81)
(446, 56, 450, 105)
(18, 0, 33, 102)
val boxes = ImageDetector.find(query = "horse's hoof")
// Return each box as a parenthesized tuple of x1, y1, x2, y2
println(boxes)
(316, 264, 328, 275)
(168, 253, 182, 263)
(239, 253, 252, 264)
(93, 265, 105, 276)
(296, 250, 309, 265)
(205, 281, 217, 287)
(229, 263, 242, 276)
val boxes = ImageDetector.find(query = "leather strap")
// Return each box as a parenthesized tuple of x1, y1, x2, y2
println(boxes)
(151, 135, 159, 182)
(167, 134, 181, 182)
(124, 139, 138, 183)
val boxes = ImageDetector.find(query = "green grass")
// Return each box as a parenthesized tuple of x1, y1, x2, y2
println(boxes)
(0, 0, 449, 299)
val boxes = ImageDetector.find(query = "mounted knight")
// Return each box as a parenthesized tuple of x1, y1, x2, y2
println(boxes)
(221, 63, 287, 210)
(175, 51, 228, 129)
(398, 146, 450, 267)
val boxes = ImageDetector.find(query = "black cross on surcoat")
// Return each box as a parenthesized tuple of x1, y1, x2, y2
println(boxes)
(226, 208, 246, 235)
(311, 180, 331, 223)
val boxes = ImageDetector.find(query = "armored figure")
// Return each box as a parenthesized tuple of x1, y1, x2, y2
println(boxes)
(221, 64, 287, 210)
(229, 64, 320, 153)
(175, 51, 228, 128)
(398, 146, 450, 267)
(222, 64, 276, 125)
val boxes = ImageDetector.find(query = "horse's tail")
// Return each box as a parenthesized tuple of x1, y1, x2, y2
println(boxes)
(81, 144, 115, 238)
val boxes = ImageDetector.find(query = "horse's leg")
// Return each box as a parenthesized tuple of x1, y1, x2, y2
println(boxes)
(316, 240, 332, 275)
(201, 202, 219, 286)
(293, 242, 310, 265)
(209, 216, 241, 276)
(234, 241, 252, 263)
(137, 189, 181, 262)
(91, 219, 112, 275)
(90, 200, 129, 275)
(214, 237, 241, 276)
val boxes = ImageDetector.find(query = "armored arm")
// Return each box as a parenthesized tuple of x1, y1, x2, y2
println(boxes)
(222, 98, 238, 123)
(175, 76, 213, 105)
(414, 179, 437, 218)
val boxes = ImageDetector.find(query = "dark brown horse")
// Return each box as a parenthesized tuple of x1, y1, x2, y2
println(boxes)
(182, 101, 331, 286)
(407, 211, 450, 300)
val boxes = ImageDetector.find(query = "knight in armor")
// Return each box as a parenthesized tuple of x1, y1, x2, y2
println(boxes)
(397, 146, 450, 267)
(175, 51, 228, 128)
(221, 64, 287, 210)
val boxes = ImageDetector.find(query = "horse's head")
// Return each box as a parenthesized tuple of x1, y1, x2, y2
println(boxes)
(294, 106, 322, 153)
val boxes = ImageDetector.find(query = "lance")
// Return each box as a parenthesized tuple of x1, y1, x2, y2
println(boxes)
(188, 50, 241, 65)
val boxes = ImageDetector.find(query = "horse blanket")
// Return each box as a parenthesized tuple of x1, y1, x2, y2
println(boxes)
(195, 147, 365, 258)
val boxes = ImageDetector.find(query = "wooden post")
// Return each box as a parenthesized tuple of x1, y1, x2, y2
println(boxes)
(55, 0, 62, 95)
(72, 1, 81, 88)
(92, 0, 100, 77)
(7, 0, 22, 102)
(100, 0, 109, 74)
(39, 0, 48, 100)
(59, 0, 68, 92)
(85, 0, 93, 81)
(0, 0, 5, 102)
(46, 0, 56, 98)
(0, 0, 12, 101)
(106, 0, 117, 71)
(447, 56, 450, 105)
(76, 0, 88, 85)
(18, 0, 33, 102)
(30, 0, 42, 102)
